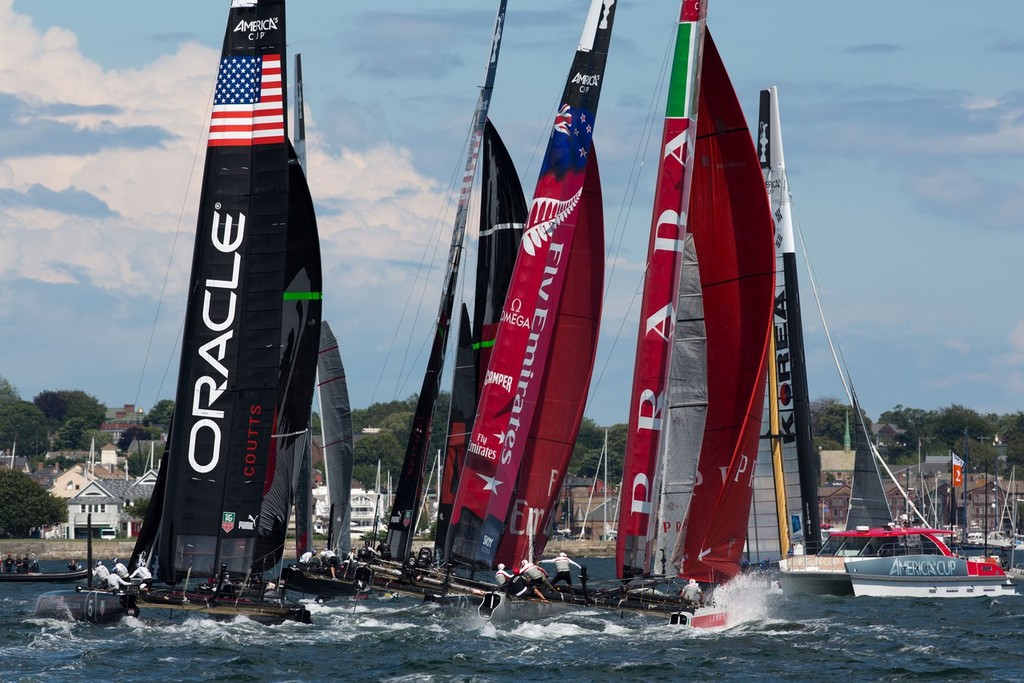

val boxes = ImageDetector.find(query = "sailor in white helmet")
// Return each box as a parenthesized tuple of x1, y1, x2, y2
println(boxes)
(681, 578, 703, 609)
(540, 551, 582, 588)
(494, 563, 514, 588)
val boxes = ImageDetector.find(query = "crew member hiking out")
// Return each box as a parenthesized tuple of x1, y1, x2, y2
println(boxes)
(540, 551, 581, 588)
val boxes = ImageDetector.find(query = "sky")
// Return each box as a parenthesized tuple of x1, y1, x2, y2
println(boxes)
(1, 0, 1023, 428)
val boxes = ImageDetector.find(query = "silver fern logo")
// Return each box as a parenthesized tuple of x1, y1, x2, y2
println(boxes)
(521, 190, 582, 256)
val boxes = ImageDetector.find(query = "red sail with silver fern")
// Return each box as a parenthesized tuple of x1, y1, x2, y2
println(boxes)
(494, 145, 604, 567)
(447, 0, 617, 569)
(670, 30, 775, 583)
(617, 1, 708, 579)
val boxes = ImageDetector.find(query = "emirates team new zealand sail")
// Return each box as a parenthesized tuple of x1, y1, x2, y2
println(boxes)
(133, 0, 322, 597)
(447, 0, 618, 569)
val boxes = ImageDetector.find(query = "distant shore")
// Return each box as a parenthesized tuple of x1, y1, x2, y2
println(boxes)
(2, 538, 615, 561)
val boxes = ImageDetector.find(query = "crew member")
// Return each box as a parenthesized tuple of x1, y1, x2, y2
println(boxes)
(681, 578, 703, 609)
(494, 563, 514, 588)
(540, 552, 581, 588)
(112, 557, 129, 579)
(93, 560, 110, 582)
(519, 559, 551, 603)
(105, 571, 131, 592)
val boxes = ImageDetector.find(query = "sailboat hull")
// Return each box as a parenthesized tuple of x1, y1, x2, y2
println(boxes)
(33, 589, 136, 624)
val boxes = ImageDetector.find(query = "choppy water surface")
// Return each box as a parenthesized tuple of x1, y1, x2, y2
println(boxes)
(2, 558, 1023, 682)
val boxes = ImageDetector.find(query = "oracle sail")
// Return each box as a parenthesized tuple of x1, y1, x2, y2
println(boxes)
(385, 1, 510, 563)
(447, 0, 617, 569)
(669, 31, 775, 583)
(435, 120, 527, 560)
(746, 86, 821, 560)
(617, 2, 709, 579)
(318, 321, 355, 556)
(132, 0, 323, 581)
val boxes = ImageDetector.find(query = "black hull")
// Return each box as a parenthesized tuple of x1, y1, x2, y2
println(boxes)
(281, 565, 359, 599)
(33, 589, 136, 624)
(136, 588, 311, 625)
(0, 570, 88, 583)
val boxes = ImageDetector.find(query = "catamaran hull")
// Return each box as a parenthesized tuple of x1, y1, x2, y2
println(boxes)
(135, 590, 312, 624)
(33, 589, 136, 624)
(281, 566, 359, 599)
(849, 575, 1017, 598)
(778, 570, 854, 596)
(668, 606, 728, 629)
(0, 570, 89, 583)
(477, 591, 571, 622)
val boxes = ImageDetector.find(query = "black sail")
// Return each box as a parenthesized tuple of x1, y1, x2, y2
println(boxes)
(140, 0, 324, 581)
(254, 142, 323, 573)
(846, 391, 893, 529)
(318, 321, 355, 556)
(472, 119, 528, 385)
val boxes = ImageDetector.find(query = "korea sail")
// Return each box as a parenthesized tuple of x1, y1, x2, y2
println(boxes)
(746, 86, 821, 560)
(386, 1, 510, 562)
(670, 30, 775, 583)
(447, 0, 617, 569)
(617, 1, 708, 579)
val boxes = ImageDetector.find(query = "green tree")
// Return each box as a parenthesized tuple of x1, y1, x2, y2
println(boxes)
(0, 400, 50, 458)
(144, 399, 175, 429)
(33, 390, 106, 429)
(352, 430, 404, 488)
(0, 376, 20, 404)
(117, 425, 161, 452)
(54, 417, 92, 451)
(0, 470, 66, 537)
(124, 496, 150, 521)
(926, 405, 995, 453)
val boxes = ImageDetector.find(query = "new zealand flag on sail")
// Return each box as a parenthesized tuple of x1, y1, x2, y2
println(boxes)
(539, 103, 597, 180)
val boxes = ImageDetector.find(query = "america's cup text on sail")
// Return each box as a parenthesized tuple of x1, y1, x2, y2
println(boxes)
(187, 210, 245, 476)
(233, 17, 278, 41)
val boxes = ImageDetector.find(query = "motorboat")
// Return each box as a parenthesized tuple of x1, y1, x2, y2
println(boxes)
(781, 523, 1016, 598)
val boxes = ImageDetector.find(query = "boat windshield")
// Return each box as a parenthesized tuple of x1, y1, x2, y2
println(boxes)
(820, 533, 947, 557)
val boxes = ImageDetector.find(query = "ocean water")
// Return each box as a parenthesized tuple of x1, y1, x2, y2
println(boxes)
(2, 558, 1023, 682)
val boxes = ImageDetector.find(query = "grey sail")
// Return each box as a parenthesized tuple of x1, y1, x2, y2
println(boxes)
(648, 233, 707, 576)
(318, 321, 354, 555)
(845, 392, 892, 529)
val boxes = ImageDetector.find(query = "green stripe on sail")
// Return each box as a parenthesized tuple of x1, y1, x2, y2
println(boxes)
(665, 22, 694, 119)
(472, 339, 496, 351)
(283, 292, 323, 301)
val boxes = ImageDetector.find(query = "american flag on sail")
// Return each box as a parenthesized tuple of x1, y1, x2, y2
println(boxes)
(208, 53, 284, 147)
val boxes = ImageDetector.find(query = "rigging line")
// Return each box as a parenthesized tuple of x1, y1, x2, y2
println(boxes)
(794, 201, 925, 524)
(367, 121, 468, 406)
(135, 62, 219, 413)
(587, 20, 675, 411)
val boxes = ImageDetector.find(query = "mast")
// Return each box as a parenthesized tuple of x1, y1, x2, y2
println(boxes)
(759, 86, 821, 553)
(385, 0, 510, 563)
(617, 0, 709, 580)
(447, 0, 619, 570)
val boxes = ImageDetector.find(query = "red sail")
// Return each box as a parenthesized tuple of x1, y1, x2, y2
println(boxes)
(494, 146, 603, 566)
(616, 2, 707, 579)
(446, 0, 617, 569)
(672, 31, 775, 583)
